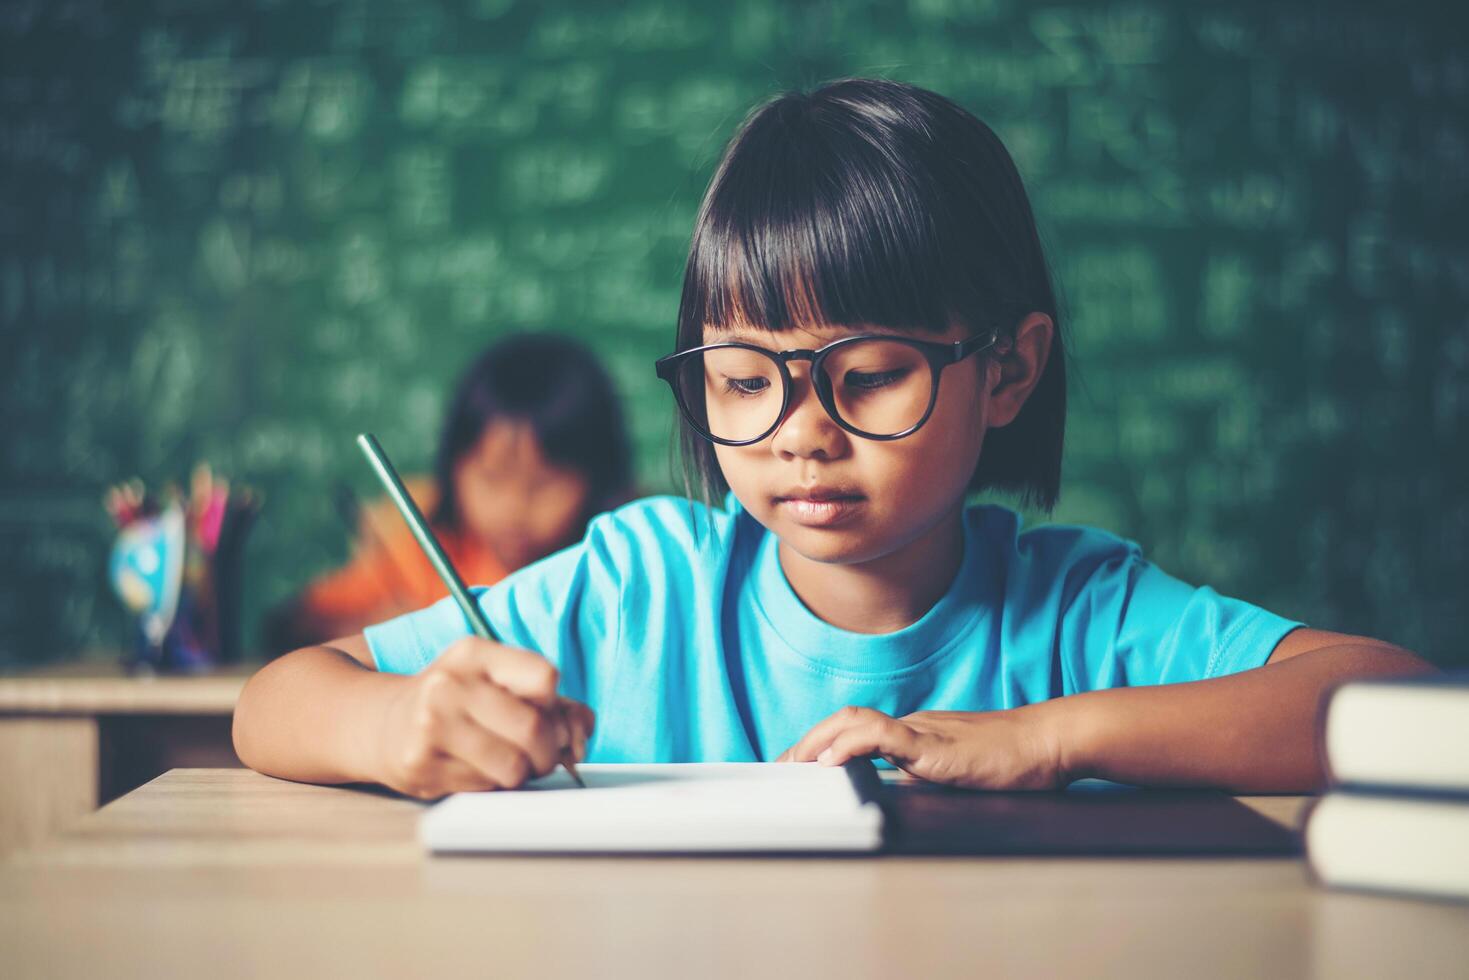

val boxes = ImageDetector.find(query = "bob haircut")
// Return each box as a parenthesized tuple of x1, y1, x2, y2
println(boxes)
(672, 77, 1065, 511)
(433, 332, 633, 536)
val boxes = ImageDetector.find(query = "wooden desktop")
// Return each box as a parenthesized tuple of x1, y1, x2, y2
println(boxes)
(2, 768, 1466, 978)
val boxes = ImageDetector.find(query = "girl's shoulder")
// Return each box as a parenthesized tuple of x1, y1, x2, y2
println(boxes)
(962, 504, 1152, 616)
(591, 492, 737, 533)
(578, 492, 754, 575)
(964, 503, 1144, 574)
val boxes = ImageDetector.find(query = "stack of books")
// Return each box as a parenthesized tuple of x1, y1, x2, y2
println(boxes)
(1306, 673, 1468, 901)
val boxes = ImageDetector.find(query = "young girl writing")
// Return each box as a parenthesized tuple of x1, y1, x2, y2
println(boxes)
(234, 78, 1431, 797)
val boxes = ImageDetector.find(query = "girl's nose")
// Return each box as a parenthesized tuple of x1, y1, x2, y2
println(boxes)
(769, 366, 848, 461)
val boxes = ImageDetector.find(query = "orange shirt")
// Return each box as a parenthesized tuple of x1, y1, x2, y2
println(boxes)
(293, 478, 509, 642)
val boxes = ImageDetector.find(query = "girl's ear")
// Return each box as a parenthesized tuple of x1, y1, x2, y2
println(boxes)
(984, 312, 1053, 429)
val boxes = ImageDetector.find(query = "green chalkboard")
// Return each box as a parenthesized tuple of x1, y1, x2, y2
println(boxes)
(2, 0, 1466, 667)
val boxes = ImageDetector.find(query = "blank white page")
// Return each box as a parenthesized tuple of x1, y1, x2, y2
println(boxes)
(419, 763, 884, 853)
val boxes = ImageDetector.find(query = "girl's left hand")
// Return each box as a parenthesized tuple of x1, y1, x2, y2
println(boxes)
(776, 704, 1068, 790)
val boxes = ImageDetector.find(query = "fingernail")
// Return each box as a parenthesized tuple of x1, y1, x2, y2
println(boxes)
(817, 749, 833, 766)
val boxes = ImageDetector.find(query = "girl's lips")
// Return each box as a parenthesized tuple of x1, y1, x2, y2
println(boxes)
(775, 496, 865, 527)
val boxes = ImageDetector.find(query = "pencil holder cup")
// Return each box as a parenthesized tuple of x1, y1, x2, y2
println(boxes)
(106, 482, 259, 673)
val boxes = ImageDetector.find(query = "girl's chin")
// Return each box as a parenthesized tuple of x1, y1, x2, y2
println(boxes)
(773, 522, 892, 567)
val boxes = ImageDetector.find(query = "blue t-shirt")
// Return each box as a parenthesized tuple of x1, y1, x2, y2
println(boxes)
(365, 495, 1301, 763)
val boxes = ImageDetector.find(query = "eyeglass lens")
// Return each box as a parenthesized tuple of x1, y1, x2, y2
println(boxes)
(673, 339, 934, 441)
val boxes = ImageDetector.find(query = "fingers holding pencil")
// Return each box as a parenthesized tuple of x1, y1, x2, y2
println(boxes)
(378, 636, 596, 798)
(557, 696, 595, 765)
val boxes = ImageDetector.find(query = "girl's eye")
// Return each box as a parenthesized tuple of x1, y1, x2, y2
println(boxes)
(723, 376, 771, 396)
(844, 368, 908, 391)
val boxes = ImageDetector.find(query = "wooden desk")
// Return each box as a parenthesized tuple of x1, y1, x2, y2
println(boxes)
(0, 663, 249, 855)
(2, 770, 1466, 979)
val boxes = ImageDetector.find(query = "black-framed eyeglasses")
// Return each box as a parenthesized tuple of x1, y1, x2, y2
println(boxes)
(654, 331, 1006, 445)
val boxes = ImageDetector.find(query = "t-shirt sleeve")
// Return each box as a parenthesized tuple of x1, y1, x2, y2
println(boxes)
(1050, 534, 1304, 691)
(362, 512, 633, 703)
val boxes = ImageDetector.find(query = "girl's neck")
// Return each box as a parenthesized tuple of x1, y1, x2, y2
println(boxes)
(776, 503, 967, 634)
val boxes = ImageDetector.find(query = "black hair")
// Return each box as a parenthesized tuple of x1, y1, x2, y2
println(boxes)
(432, 332, 633, 533)
(674, 77, 1065, 511)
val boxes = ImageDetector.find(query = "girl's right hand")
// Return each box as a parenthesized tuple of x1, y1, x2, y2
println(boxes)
(375, 636, 594, 799)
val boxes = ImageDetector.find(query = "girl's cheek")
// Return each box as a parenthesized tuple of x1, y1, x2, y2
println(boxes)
(712, 446, 755, 494)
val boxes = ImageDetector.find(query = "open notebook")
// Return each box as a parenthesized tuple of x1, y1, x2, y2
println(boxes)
(420, 762, 886, 854)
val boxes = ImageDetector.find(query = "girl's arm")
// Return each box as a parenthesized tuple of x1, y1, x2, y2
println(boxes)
(1054, 630, 1433, 791)
(781, 629, 1436, 793)
(233, 636, 400, 785)
(233, 635, 593, 797)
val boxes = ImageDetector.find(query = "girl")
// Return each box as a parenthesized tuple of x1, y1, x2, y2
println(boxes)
(266, 332, 633, 651)
(234, 79, 1430, 797)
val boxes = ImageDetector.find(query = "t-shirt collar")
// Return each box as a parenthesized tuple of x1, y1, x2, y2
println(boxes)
(743, 503, 993, 679)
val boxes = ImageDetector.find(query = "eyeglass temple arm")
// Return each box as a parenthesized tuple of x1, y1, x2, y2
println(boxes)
(955, 330, 1006, 360)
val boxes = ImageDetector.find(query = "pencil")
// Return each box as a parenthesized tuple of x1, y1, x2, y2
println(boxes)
(356, 432, 586, 789)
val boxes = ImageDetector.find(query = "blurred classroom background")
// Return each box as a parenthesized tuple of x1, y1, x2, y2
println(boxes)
(2, 0, 1467, 670)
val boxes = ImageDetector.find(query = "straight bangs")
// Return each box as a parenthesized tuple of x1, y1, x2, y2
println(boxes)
(678, 94, 991, 346)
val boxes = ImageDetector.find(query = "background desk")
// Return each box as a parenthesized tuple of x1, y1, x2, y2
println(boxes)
(0, 663, 248, 855)
(2, 769, 1467, 979)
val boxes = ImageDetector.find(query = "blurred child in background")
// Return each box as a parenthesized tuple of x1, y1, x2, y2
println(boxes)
(268, 332, 633, 650)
